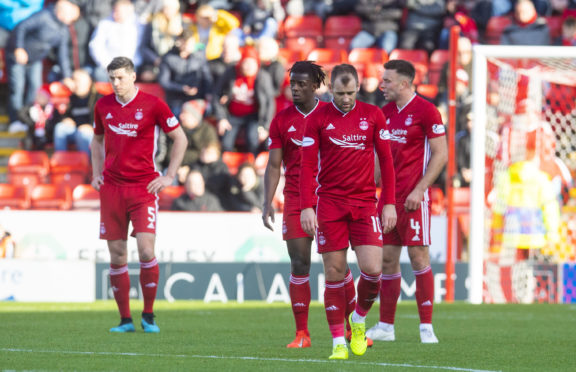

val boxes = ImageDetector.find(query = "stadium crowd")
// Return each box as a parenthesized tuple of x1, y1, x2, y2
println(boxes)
(1, 0, 576, 212)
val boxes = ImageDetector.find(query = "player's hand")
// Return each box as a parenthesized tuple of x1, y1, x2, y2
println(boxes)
(217, 119, 232, 135)
(147, 175, 173, 194)
(404, 188, 424, 211)
(381, 204, 397, 233)
(300, 208, 317, 237)
(262, 203, 275, 231)
(14, 48, 28, 64)
(91, 175, 104, 191)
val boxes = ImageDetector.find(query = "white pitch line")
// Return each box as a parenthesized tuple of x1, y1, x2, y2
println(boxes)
(0, 348, 501, 372)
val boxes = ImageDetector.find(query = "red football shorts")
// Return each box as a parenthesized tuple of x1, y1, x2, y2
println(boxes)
(382, 201, 431, 246)
(282, 197, 312, 241)
(99, 183, 158, 240)
(315, 197, 383, 253)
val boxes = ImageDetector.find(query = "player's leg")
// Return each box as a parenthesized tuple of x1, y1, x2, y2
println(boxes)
(108, 239, 135, 332)
(100, 183, 134, 332)
(366, 243, 402, 341)
(130, 188, 160, 333)
(286, 236, 312, 348)
(136, 232, 160, 333)
(322, 249, 349, 360)
(408, 245, 438, 343)
(349, 244, 383, 356)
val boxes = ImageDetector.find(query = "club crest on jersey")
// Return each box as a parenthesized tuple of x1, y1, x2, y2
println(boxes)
(135, 109, 143, 120)
(359, 118, 369, 130)
(405, 115, 413, 126)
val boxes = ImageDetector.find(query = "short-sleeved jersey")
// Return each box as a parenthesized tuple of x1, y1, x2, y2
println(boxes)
(267, 100, 326, 198)
(300, 100, 395, 209)
(382, 94, 445, 202)
(93, 90, 179, 186)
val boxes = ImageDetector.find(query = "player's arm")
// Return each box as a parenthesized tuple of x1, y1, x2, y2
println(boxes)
(147, 125, 188, 193)
(405, 135, 447, 211)
(375, 111, 397, 233)
(299, 118, 320, 237)
(91, 133, 105, 191)
(262, 147, 282, 231)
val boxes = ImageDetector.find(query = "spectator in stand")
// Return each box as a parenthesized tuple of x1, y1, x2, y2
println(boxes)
(438, 0, 479, 49)
(208, 33, 242, 90)
(166, 99, 219, 170)
(556, 15, 576, 45)
(357, 64, 387, 107)
(189, 141, 232, 200)
(80, 0, 114, 32)
(140, 0, 186, 82)
(256, 37, 286, 97)
(53, 69, 101, 156)
(157, 32, 213, 117)
(132, 0, 165, 22)
(234, 0, 284, 45)
(6, 0, 80, 124)
(455, 111, 473, 188)
(13, 86, 56, 150)
(547, 0, 576, 17)
(349, 0, 403, 54)
(399, 0, 446, 53)
(188, 4, 240, 61)
(500, 0, 551, 45)
(171, 167, 224, 211)
(221, 162, 264, 212)
(213, 46, 275, 155)
(0, 0, 44, 48)
(88, 0, 146, 82)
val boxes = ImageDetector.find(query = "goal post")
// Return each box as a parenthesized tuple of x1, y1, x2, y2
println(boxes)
(469, 45, 576, 304)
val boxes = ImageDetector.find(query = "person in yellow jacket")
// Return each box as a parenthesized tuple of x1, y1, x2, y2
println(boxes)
(491, 159, 560, 258)
(0, 224, 15, 259)
(190, 5, 240, 61)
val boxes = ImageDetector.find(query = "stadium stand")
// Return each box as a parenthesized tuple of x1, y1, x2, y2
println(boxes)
(49, 151, 90, 190)
(484, 16, 512, 45)
(0, 183, 30, 209)
(30, 183, 72, 210)
(7, 150, 50, 190)
(323, 15, 362, 50)
(222, 151, 255, 175)
(254, 151, 269, 177)
(158, 185, 184, 211)
(429, 49, 449, 86)
(281, 15, 323, 58)
(72, 184, 100, 210)
(389, 49, 429, 85)
(306, 48, 347, 72)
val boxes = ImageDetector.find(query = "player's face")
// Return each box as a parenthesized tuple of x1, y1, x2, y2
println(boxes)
(108, 67, 136, 100)
(290, 72, 316, 105)
(380, 69, 405, 102)
(330, 74, 358, 113)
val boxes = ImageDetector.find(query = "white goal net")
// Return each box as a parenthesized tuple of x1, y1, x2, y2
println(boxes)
(469, 45, 576, 304)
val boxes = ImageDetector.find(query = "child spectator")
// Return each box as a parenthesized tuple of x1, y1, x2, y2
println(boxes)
(12, 87, 56, 150)
(557, 16, 576, 45)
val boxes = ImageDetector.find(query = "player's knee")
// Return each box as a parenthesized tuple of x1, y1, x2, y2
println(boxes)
(290, 259, 311, 276)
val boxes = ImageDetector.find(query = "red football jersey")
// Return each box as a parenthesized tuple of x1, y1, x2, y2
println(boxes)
(268, 100, 326, 198)
(93, 90, 179, 186)
(300, 100, 395, 209)
(382, 94, 446, 202)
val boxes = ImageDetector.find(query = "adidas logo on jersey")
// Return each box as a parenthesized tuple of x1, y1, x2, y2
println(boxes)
(288, 125, 296, 132)
(106, 113, 113, 119)
(326, 305, 339, 311)
(326, 123, 335, 130)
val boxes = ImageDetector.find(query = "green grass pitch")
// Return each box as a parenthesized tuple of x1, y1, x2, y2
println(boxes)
(0, 301, 575, 371)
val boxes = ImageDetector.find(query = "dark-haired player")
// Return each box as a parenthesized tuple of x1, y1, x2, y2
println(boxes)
(92, 56, 188, 333)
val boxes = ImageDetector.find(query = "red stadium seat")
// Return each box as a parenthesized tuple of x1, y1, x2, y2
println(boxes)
(0, 48, 6, 83)
(136, 83, 166, 101)
(30, 184, 73, 210)
(416, 84, 439, 101)
(72, 184, 100, 210)
(50, 151, 90, 189)
(484, 16, 512, 44)
(282, 15, 323, 58)
(7, 150, 50, 189)
(389, 49, 429, 85)
(0, 184, 30, 209)
(348, 48, 388, 77)
(254, 151, 269, 176)
(222, 151, 255, 175)
(323, 15, 362, 50)
(94, 82, 114, 96)
(429, 186, 445, 215)
(306, 48, 347, 72)
(158, 185, 184, 210)
(278, 48, 304, 66)
(429, 49, 449, 86)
